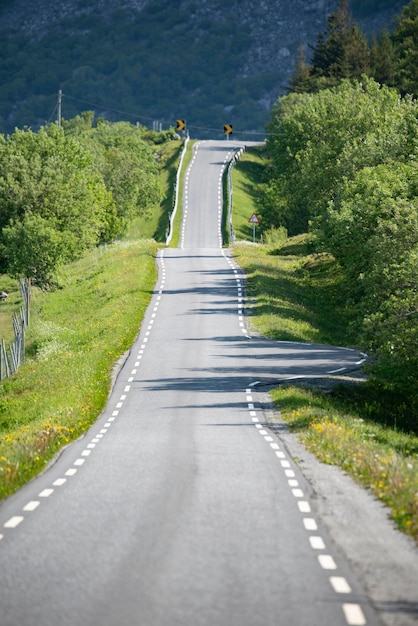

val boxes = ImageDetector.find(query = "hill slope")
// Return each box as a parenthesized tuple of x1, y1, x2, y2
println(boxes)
(0, 0, 408, 137)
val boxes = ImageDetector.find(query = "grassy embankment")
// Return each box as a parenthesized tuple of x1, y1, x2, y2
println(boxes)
(0, 138, 183, 501)
(230, 146, 418, 542)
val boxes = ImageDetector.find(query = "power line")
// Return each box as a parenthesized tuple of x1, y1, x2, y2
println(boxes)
(59, 91, 267, 137)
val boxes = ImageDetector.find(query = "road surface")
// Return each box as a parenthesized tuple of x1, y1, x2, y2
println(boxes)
(0, 140, 383, 626)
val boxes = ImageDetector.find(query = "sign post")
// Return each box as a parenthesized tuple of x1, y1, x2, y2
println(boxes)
(248, 212, 260, 243)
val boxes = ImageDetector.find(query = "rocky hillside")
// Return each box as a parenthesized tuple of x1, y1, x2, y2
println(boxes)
(0, 0, 409, 137)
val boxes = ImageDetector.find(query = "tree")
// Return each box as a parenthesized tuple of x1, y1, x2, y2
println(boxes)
(265, 78, 418, 234)
(1, 214, 69, 287)
(288, 46, 313, 94)
(65, 118, 162, 236)
(369, 29, 396, 87)
(0, 124, 118, 284)
(391, 0, 418, 95)
(308, 0, 370, 87)
(320, 162, 418, 389)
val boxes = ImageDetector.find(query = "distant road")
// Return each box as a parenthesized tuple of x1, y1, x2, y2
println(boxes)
(0, 140, 379, 626)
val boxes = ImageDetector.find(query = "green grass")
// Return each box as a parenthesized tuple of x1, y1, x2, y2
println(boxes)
(0, 240, 159, 499)
(272, 385, 418, 540)
(230, 146, 265, 242)
(233, 236, 355, 346)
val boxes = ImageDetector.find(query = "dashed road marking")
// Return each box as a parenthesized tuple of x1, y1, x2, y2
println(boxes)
(244, 386, 369, 624)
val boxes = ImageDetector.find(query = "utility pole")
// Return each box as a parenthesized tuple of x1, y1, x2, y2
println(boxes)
(57, 89, 62, 129)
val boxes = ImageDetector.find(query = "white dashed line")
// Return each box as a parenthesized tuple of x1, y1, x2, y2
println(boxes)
(52, 478, 67, 487)
(39, 489, 54, 498)
(23, 501, 40, 512)
(303, 518, 318, 531)
(309, 536, 326, 550)
(298, 501, 311, 513)
(342, 604, 367, 625)
(330, 577, 352, 594)
(318, 554, 338, 570)
(4, 516, 24, 529)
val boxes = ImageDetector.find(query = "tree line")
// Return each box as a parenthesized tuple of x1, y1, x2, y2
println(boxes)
(260, 0, 418, 417)
(290, 0, 418, 96)
(0, 113, 175, 287)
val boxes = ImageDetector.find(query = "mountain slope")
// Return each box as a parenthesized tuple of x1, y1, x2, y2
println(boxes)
(0, 0, 409, 137)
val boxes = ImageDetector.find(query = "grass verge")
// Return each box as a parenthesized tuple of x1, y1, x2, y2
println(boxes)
(233, 237, 418, 542)
(0, 240, 159, 500)
(229, 146, 265, 242)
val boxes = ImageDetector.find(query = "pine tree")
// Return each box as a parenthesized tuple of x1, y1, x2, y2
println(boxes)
(391, 0, 418, 95)
(369, 29, 396, 87)
(309, 0, 370, 86)
(288, 46, 313, 93)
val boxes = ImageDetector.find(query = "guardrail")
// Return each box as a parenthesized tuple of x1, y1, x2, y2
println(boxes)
(166, 135, 190, 245)
(226, 146, 246, 243)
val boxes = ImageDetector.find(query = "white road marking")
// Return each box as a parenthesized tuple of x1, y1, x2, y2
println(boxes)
(330, 577, 352, 594)
(53, 478, 67, 487)
(303, 518, 318, 531)
(23, 501, 40, 512)
(309, 536, 326, 550)
(4, 516, 24, 528)
(298, 501, 311, 513)
(318, 555, 337, 570)
(74, 459, 85, 466)
(342, 603, 366, 625)
(39, 489, 54, 498)
(65, 468, 77, 476)
(292, 488, 304, 498)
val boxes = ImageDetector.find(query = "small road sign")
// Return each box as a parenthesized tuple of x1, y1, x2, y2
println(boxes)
(224, 124, 233, 135)
(176, 120, 186, 131)
(248, 213, 260, 224)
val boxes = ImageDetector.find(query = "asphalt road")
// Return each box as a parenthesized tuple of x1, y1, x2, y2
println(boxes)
(0, 140, 383, 626)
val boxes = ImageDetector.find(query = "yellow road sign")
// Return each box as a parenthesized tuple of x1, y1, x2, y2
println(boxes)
(224, 124, 233, 135)
(176, 119, 186, 131)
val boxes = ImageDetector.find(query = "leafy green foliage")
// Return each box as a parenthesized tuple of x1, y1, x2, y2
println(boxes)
(0, 115, 174, 286)
(266, 79, 417, 233)
(64, 115, 162, 234)
(0, 124, 118, 285)
(322, 163, 418, 391)
(264, 76, 418, 412)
